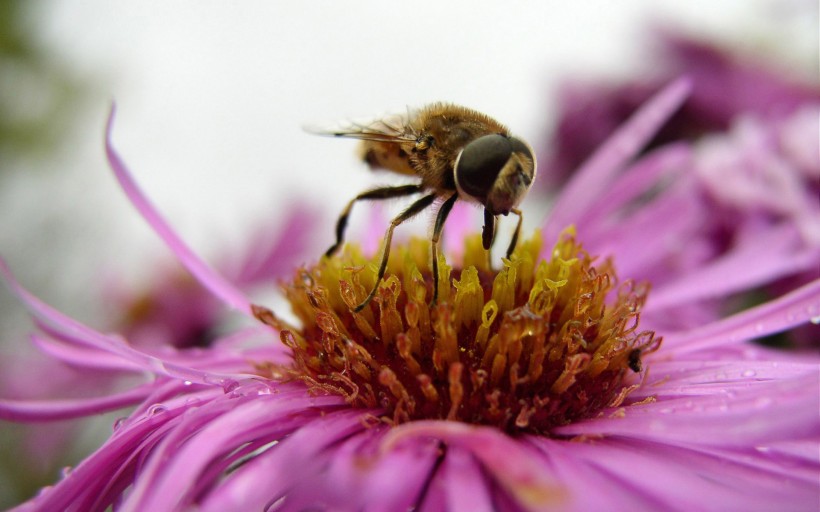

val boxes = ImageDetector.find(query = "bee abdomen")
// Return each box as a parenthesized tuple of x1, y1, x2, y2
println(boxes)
(359, 141, 416, 176)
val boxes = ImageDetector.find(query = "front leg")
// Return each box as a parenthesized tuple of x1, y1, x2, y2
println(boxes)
(326, 184, 423, 257)
(430, 193, 459, 306)
(354, 193, 437, 312)
(482, 208, 497, 271)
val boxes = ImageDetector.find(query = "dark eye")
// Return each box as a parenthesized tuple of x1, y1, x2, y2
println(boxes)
(454, 134, 512, 200)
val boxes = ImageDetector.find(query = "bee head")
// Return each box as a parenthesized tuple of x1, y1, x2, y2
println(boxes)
(454, 134, 536, 215)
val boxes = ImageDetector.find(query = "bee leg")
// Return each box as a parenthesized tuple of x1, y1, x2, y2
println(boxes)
(505, 208, 523, 259)
(482, 208, 497, 271)
(430, 193, 459, 306)
(354, 193, 437, 312)
(325, 184, 423, 257)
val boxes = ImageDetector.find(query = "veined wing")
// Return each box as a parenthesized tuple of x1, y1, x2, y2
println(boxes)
(304, 109, 418, 143)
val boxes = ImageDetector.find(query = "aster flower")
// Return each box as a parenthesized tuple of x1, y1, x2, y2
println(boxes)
(2, 78, 819, 511)
(104, 202, 320, 349)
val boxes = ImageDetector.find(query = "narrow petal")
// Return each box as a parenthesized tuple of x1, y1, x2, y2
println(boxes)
(557, 361, 820, 447)
(31, 334, 146, 372)
(0, 384, 151, 422)
(383, 421, 567, 511)
(665, 279, 820, 352)
(123, 389, 342, 511)
(648, 224, 820, 310)
(544, 77, 692, 242)
(105, 106, 252, 315)
(0, 257, 247, 387)
(439, 446, 496, 512)
(576, 143, 692, 229)
(529, 436, 820, 512)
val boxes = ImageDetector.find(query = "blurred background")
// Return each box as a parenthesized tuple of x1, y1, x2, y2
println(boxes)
(0, 0, 816, 506)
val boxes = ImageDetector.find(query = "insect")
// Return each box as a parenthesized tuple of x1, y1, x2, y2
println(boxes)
(627, 348, 643, 373)
(312, 103, 537, 312)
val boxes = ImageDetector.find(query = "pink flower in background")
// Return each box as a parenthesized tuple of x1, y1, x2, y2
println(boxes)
(1, 79, 818, 511)
(105, 203, 320, 349)
(541, 30, 820, 188)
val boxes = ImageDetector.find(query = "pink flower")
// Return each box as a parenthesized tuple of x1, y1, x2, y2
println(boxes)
(2, 79, 819, 511)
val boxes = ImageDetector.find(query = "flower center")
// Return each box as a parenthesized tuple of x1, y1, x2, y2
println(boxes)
(253, 229, 660, 435)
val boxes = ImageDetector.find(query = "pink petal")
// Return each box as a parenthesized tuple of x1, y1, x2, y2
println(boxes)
(383, 421, 567, 511)
(105, 106, 252, 316)
(0, 384, 151, 422)
(544, 77, 692, 242)
(648, 224, 820, 310)
(665, 278, 820, 352)
(0, 257, 246, 387)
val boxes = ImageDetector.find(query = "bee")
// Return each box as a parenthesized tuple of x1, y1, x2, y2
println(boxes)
(312, 103, 537, 312)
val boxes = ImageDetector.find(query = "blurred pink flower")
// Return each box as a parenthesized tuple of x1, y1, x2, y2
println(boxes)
(1, 79, 818, 511)
(541, 30, 820, 187)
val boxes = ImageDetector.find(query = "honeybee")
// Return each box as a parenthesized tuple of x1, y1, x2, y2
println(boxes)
(312, 103, 537, 312)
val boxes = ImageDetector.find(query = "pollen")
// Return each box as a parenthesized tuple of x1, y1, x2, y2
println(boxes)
(254, 228, 661, 434)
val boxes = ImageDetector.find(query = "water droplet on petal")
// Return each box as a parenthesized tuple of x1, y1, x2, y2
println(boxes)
(147, 404, 168, 416)
(60, 466, 73, 479)
(222, 379, 240, 394)
(113, 417, 127, 431)
(742, 369, 757, 378)
(810, 315, 820, 325)
(183, 380, 193, 386)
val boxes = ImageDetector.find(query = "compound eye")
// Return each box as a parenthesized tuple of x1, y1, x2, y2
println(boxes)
(454, 134, 512, 201)
(509, 137, 535, 176)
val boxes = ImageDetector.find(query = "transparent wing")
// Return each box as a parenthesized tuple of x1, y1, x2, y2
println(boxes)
(304, 109, 418, 143)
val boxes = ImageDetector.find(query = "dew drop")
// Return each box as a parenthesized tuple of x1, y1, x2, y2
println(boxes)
(754, 445, 771, 454)
(112, 417, 127, 431)
(222, 379, 241, 394)
(147, 404, 168, 416)
(183, 380, 193, 386)
(810, 315, 820, 325)
(742, 369, 757, 378)
(265, 496, 287, 512)
(60, 466, 73, 479)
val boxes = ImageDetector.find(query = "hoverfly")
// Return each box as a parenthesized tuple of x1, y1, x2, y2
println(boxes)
(311, 103, 536, 312)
